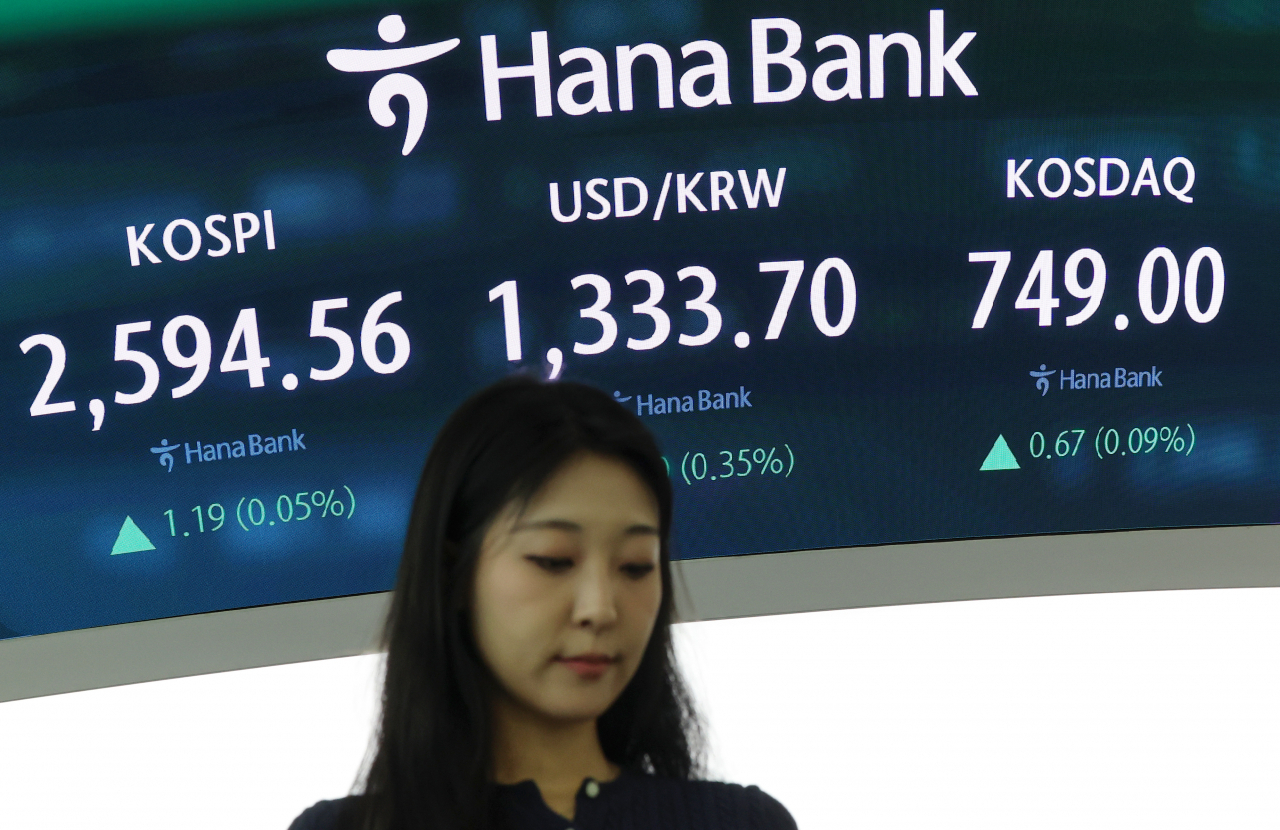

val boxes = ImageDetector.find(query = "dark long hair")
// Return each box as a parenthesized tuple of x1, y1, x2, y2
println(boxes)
(353, 375, 706, 830)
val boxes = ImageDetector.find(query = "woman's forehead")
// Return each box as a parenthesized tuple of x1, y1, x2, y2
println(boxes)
(479, 456, 660, 545)
(523, 455, 657, 516)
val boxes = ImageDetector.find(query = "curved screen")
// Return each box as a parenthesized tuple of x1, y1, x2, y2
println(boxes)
(3, 0, 1278, 642)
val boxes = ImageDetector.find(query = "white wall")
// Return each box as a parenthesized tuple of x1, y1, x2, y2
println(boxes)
(3, 586, 1279, 829)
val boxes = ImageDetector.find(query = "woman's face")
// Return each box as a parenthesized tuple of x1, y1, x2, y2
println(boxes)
(469, 452, 663, 727)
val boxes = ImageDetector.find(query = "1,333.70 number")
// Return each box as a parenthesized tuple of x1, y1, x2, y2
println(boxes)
(488, 259, 858, 362)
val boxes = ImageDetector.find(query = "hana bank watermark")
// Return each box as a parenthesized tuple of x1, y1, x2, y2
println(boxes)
(1029, 364, 1164, 396)
(149, 430, 307, 471)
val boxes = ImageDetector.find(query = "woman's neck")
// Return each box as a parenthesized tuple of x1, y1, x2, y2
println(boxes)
(490, 696, 620, 809)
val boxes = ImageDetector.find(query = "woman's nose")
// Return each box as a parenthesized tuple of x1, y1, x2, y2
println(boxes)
(571, 563, 618, 628)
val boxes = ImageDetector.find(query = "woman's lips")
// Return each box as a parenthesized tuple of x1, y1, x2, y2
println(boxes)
(556, 656, 616, 678)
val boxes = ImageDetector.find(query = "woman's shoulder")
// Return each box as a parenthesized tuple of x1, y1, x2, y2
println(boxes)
(287, 776, 796, 830)
(286, 795, 364, 830)
(620, 770, 798, 830)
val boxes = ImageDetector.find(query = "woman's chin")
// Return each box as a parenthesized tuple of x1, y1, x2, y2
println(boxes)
(536, 690, 619, 723)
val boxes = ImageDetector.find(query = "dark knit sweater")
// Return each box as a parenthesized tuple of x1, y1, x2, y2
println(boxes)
(287, 768, 797, 830)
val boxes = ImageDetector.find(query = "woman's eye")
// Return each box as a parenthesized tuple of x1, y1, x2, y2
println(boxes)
(622, 563, 655, 579)
(527, 555, 572, 573)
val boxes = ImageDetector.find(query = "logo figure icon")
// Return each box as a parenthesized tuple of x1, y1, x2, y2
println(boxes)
(327, 15, 460, 156)
(613, 391, 633, 404)
(1029, 364, 1056, 397)
(151, 440, 180, 472)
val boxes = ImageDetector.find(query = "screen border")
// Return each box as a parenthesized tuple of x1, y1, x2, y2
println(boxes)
(4, 523, 1279, 702)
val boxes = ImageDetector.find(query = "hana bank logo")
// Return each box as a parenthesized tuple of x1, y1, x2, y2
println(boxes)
(1030, 364, 1056, 396)
(326, 15, 459, 155)
(151, 439, 180, 471)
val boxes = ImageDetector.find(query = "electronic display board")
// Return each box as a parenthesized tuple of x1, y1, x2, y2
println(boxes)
(2, 0, 1279, 641)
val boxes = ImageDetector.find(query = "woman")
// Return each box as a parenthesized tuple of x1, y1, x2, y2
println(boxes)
(289, 376, 797, 830)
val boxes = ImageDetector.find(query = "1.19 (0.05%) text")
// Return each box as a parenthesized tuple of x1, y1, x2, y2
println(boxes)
(163, 487, 356, 538)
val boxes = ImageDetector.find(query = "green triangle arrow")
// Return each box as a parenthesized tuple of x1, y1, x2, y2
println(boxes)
(111, 516, 156, 555)
(980, 435, 1020, 471)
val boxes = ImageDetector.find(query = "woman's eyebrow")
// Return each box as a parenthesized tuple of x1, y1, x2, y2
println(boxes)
(511, 519, 580, 533)
(510, 519, 659, 535)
